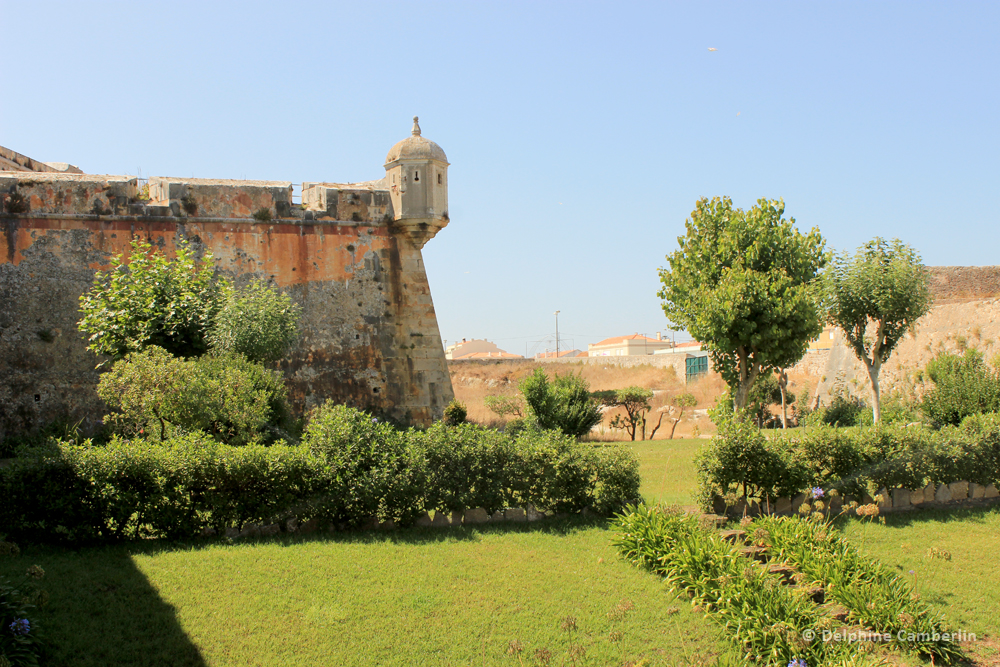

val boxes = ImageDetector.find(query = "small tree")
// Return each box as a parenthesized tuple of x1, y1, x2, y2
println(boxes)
(665, 392, 698, 439)
(519, 368, 602, 438)
(483, 394, 525, 419)
(658, 197, 827, 411)
(210, 280, 301, 364)
(594, 386, 654, 441)
(79, 238, 226, 360)
(825, 238, 931, 423)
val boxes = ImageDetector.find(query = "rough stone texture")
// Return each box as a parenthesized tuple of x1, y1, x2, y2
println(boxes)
(828, 495, 843, 515)
(935, 484, 953, 503)
(774, 497, 792, 515)
(791, 493, 807, 513)
(463, 508, 489, 524)
(526, 505, 544, 522)
(948, 481, 969, 500)
(505, 508, 526, 522)
(909, 487, 924, 505)
(260, 523, 280, 536)
(490, 510, 505, 522)
(877, 488, 893, 512)
(712, 496, 728, 516)
(923, 483, 936, 503)
(969, 483, 986, 499)
(285, 518, 299, 533)
(892, 488, 910, 508)
(986, 484, 999, 499)
(0, 139, 455, 440)
(415, 512, 434, 527)
(431, 511, 452, 528)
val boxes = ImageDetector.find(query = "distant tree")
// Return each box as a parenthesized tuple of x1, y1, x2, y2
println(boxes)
(519, 368, 602, 438)
(442, 399, 468, 426)
(594, 386, 654, 441)
(665, 392, 698, 439)
(825, 238, 931, 423)
(658, 197, 827, 411)
(79, 238, 226, 361)
(483, 394, 525, 419)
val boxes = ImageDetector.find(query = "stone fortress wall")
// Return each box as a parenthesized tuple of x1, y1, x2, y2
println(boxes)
(0, 120, 455, 440)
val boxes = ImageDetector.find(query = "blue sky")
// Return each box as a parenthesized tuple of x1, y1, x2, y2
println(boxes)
(2, 1, 997, 356)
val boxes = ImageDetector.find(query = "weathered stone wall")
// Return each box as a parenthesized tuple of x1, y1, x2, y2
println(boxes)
(0, 172, 453, 441)
(926, 266, 1000, 304)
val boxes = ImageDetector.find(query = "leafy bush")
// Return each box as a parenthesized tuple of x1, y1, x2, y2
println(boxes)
(697, 420, 1000, 506)
(442, 400, 467, 426)
(805, 388, 868, 427)
(78, 238, 226, 361)
(695, 418, 807, 507)
(0, 405, 641, 544)
(302, 403, 425, 527)
(483, 394, 524, 418)
(209, 280, 301, 364)
(1, 568, 47, 667)
(592, 386, 653, 441)
(97, 347, 291, 445)
(922, 349, 1000, 426)
(519, 368, 602, 437)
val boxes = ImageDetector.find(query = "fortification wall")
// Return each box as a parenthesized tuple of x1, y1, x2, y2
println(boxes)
(926, 266, 1000, 304)
(0, 171, 453, 440)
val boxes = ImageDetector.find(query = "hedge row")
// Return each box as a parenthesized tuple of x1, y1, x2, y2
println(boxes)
(696, 414, 1000, 506)
(0, 404, 640, 544)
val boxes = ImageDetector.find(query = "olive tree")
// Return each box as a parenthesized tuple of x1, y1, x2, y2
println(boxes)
(825, 238, 931, 423)
(658, 197, 827, 410)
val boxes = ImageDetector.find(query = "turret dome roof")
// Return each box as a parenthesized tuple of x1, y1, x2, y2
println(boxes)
(385, 117, 448, 165)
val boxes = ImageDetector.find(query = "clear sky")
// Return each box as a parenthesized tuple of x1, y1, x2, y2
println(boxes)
(3, 1, 998, 357)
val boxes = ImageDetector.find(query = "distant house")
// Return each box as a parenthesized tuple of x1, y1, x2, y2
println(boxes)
(807, 326, 837, 352)
(446, 338, 523, 360)
(588, 333, 674, 357)
(534, 349, 587, 359)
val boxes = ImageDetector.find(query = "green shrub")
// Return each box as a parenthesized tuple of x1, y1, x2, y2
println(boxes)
(922, 349, 1000, 426)
(695, 417, 806, 506)
(0, 405, 641, 544)
(805, 388, 867, 427)
(209, 280, 301, 364)
(519, 368, 602, 438)
(78, 238, 226, 361)
(1, 568, 47, 667)
(97, 347, 291, 445)
(302, 403, 424, 527)
(442, 400, 467, 426)
(697, 420, 1000, 507)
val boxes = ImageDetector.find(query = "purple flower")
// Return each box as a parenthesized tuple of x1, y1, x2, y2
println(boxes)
(9, 618, 30, 635)
(811, 487, 824, 499)
(371, 418, 378, 423)
(909, 570, 915, 575)
(788, 660, 807, 667)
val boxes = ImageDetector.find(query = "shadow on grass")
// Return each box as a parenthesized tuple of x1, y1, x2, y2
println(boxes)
(0, 546, 207, 667)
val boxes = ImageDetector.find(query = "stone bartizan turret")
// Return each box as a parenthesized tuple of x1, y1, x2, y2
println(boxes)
(384, 116, 449, 249)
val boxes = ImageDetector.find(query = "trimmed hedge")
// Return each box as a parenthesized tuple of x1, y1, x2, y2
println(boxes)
(697, 415, 1000, 506)
(0, 404, 640, 544)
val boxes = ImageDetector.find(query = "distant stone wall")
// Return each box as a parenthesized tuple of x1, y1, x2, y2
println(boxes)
(927, 266, 1000, 304)
(0, 172, 453, 441)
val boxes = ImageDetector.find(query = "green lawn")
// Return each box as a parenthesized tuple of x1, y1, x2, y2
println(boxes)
(3, 437, 999, 666)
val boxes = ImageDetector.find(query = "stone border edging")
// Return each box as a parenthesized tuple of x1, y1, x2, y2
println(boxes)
(713, 480, 1000, 518)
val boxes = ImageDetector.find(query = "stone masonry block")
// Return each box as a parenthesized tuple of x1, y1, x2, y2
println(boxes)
(431, 511, 451, 528)
(909, 487, 924, 505)
(892, 488, 910, 508)
(970, 483, 986, 499)
(415, 512, 434, 527)
(505, 508, 527, 522)
(877, 488, 893, 511)
(949, 481, 969, 500)
(490, 510, 506, 522)
(463, 508, 490, 524)
(775, 497, 792, 516)
(985, 484, 999, 499)
(934, 484, 953, 503)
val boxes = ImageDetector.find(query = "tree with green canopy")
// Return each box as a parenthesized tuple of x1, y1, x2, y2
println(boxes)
(825, 237, 931, 423)
(658, 196, 827, 411)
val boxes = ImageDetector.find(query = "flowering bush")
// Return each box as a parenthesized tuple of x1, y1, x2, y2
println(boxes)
(0, 560, 47, 667)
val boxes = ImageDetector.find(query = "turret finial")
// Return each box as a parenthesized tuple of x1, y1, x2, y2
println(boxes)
(412, 116, 421, 136)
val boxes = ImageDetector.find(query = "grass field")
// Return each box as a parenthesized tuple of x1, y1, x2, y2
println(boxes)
(3, 437, 999, 666)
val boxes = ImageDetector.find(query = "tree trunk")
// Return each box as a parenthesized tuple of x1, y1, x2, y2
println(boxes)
(777, 369, 788, 429)
(866, 360, 882, 424)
